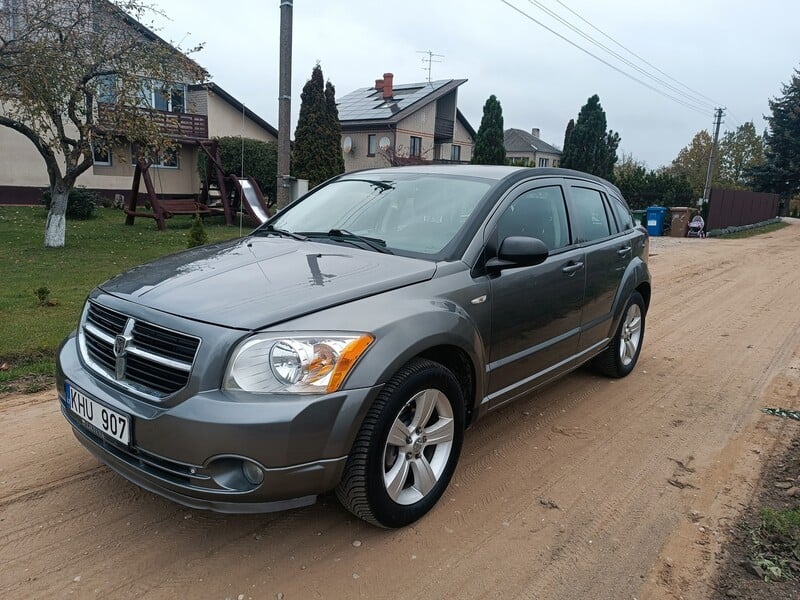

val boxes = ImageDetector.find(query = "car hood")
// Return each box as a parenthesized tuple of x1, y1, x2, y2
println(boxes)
(99, 236, 436, 329)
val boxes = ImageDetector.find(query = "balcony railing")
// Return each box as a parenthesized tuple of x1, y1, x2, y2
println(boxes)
(98, 104, 208, 140)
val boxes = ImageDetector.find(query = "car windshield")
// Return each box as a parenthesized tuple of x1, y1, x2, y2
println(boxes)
(268, 174, 493, 256)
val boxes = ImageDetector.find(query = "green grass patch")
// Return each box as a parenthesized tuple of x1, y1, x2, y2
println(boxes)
(743, 506, 800, 581)
(0, 206, 246, 387)
(717, 221, 789, 239)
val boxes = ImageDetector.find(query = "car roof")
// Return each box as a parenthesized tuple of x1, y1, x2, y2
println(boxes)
(339, 165, 622, 196)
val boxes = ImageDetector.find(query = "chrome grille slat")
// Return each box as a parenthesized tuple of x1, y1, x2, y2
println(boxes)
(80, 301, 201, 399)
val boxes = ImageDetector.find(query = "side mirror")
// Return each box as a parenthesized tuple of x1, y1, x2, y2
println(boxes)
(486, 236, 549, 271)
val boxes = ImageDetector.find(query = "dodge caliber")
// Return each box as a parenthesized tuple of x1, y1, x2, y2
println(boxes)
(57, 165, 651, 528)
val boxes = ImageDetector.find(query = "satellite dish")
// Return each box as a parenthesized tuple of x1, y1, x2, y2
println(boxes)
(342, 136, 353, 153)
(378, 136, 391, 150)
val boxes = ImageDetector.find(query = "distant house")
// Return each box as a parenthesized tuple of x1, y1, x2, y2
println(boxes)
(504, 128, 562, 168)
(337, 72, 475, 171)
(0, 3, 277, 205)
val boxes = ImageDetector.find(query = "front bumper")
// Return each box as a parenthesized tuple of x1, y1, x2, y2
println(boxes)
(57, 334, 382, 513)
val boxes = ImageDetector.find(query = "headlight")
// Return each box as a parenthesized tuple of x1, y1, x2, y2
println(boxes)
(223, 333, 374, 394)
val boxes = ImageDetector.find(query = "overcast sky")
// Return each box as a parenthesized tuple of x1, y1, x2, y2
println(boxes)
(147, 0, 798, 169)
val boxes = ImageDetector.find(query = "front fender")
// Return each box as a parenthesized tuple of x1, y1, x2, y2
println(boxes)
(344, 298, 487, 408)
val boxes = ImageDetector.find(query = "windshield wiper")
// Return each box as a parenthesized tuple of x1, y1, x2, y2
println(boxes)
(300, 229, 394, 254)
(253, 225, 308, 241)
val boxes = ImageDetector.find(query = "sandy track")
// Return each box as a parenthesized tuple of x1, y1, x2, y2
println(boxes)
(2, 225, 800, 599)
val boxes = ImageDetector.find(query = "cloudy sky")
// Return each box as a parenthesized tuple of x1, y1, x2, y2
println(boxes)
(147, 0, 798, 169)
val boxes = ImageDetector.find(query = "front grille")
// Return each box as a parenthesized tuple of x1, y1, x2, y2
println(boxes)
(81, 302, 200, 398)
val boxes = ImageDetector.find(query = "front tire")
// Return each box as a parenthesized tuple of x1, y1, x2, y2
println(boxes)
(593, 291, 646, 378)
(336, 358, 465, 528)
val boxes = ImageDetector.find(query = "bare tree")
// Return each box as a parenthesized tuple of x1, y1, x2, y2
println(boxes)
(0, 0, 205, 247)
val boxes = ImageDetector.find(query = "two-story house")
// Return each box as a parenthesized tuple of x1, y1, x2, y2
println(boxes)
(504, 128, 562, 168)
(337, 73, 475, 172)
(0, 1, 277, 205)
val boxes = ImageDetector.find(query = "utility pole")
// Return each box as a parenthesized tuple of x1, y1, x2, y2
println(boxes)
(702, 107, 725, 204)
(276, 0, 293, 210)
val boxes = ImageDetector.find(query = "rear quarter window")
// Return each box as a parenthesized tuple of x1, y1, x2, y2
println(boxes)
(569, 187, 612, 243)
(609, 197, 635, 231)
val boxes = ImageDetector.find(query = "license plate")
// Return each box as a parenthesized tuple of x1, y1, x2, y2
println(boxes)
(66, 383, 131, 446)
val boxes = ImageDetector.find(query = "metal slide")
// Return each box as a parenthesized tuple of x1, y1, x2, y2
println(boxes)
(229, 175, 270, 225)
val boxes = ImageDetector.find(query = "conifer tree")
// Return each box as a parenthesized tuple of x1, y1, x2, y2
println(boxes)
(472, 95, 506, 165)
(293, 64, 344, 188)
(752, 68, 800, 197)
(325, 81, 345, 177)
(563, 119, 575, 153)
(560, 95, 620, 181)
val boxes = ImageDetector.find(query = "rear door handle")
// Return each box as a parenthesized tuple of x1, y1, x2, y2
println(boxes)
(562, 261, 584, 275)
(617, 246, 632, 257)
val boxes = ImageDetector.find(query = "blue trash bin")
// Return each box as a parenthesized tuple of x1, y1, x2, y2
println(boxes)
(646, 206, 668, 236)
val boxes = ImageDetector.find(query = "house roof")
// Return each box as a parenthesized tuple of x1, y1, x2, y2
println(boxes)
(504, 128, 562, 155)
(108, 1, 206, 77)
(188, 82, 278, 138)
(338, 78, 467, 127)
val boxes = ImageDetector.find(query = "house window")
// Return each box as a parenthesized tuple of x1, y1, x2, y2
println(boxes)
(138, 80, 186, 113)
(1, 0, 15, 40)
(553, 159, 559, 168)
(409, 136, 422, 157)
(450, 145, 461, 162)
(131, 145, 180, 169)
(96, 75, 116, 104)
(367, 134, 376, 156)
(92, 144, 112, 166)
(538, 157, 549, 167)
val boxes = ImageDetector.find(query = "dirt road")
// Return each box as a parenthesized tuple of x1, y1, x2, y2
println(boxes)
(3, 224, 800, 599)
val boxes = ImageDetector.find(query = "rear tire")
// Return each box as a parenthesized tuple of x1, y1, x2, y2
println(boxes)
(593, 291, 646, 378)
(336, 358, 464, 528)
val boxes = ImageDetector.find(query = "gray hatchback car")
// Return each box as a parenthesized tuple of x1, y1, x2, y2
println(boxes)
(57, 165, 651, 528)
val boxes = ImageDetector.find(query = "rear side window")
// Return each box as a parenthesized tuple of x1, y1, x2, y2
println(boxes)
(496, 186, 570, 250)
(570, 187, 611, 243)
(609, 197, 635, 231)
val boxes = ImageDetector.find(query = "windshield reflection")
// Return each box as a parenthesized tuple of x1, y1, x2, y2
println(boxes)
(270, 175, 492, 256)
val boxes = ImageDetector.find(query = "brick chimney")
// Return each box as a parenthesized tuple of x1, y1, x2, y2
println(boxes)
(382, 72, 394, 100)
(531, 128, 540, 138)
(375, 78, 384, 92)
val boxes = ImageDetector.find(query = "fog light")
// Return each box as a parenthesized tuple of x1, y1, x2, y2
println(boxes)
(242, 460, 264, 486)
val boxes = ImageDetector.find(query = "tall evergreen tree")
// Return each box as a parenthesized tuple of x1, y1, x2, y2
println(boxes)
(472, 95, 506, 165)
(325, 80, 345, 177)
(752, 68, 800, 197)
(559, 95, 620, 180)
(563, 119, 575, 152)
(293, 64, 343, 188)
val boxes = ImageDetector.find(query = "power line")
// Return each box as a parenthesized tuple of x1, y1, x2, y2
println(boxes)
(526, 0, 715, 111)
(552, 0, 722, 108)
(499, 0, 711, 116)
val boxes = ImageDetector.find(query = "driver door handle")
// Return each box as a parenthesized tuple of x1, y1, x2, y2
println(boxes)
(617, 246, 632, 256)
(562, 261, 584, 275)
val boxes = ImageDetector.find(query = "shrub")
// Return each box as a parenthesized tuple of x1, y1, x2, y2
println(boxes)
(187, 211, 208, 248)
(42, 186, 98, 220)
(34, 286, 52, 306)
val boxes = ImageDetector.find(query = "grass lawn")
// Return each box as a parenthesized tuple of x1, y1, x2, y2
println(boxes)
(0, 206, 246, 392)
(716, 221, 789, 239)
